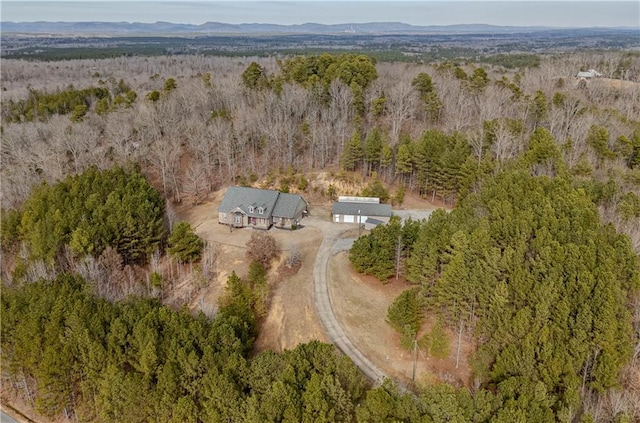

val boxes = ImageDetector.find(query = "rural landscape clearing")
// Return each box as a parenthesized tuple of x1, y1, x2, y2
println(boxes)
(176, 185, 448, 386)
(2, 1, 640, 422)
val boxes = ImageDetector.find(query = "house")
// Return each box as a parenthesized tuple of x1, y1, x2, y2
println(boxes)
(332, 198, 392, 227)
(218, 186, 308, 230)
(576, 69, 602, 79)
(272, 192, 309, 229)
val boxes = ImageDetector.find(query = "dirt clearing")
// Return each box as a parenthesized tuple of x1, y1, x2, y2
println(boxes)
(176, 190, 326, 353)
(253, 225, 328, 352)
(177, 186, 469, 386)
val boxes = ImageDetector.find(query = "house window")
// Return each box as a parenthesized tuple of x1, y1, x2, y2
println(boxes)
(258, 207, 264, 215)
(235, 215, 241, 224)
(248, 206, 254, 213)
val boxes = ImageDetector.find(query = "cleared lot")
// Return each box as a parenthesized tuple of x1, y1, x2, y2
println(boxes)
(179, 190, 466, 386)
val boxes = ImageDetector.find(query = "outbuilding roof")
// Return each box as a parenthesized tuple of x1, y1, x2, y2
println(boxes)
(576, 69, 602, 78)
(365, 217, 385, 226)
(332, 202, 392, 217)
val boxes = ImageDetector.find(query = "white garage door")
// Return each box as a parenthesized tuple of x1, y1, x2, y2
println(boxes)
(344, 215, 355, 223)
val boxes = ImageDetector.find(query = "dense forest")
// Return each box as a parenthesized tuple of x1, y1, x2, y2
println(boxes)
(1, 49, 640, 421)
(355, 163, 640, 420)
(1, 272, 370, 422)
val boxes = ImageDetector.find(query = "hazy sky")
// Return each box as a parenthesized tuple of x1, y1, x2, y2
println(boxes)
(2, 1, 639, 27)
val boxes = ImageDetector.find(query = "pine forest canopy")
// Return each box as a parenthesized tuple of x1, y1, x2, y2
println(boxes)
(406, 169, 640, 415)
(349, 128, 640, 420)
(356, 164, 640, 422)
(1, 165, 166, 264)
(0, 273, 370, 422)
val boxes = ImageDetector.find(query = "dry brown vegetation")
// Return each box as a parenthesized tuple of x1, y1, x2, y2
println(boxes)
(1, 53, 639, 203)
(329, 252, 475, 388)
(2, 53, 639, 251)
(2, 51, 640, 421)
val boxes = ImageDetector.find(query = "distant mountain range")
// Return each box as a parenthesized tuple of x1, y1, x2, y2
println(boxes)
(0, 21, 600, 35)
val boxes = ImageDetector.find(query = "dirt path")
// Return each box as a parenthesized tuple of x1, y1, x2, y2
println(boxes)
(253, 224, 328, 352)
(306, 216, 388, 384)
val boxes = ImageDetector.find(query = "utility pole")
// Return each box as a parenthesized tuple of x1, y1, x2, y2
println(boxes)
(412, 338, 418, 382)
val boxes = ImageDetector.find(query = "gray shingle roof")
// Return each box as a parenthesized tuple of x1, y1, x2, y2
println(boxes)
(365, 217, 384, 225)
(219, 187, 307, 219)
(272, 192, 307, 218)
(332, 202, 392, 217)
(218, 187, 280, 217)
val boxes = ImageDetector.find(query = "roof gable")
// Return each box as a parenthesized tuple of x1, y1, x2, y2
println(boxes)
(219, 187, 307, 219)
(218, 187, 280, 217)
(272, 192, 307, 218)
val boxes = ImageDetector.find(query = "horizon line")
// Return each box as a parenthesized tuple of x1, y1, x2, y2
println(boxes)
(2, 20, 638, 28)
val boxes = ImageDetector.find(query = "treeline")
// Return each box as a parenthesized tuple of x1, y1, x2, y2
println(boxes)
(3, 85, 109, 122)
(349, 128, 640, 420)
(0, 165, 212, 302)
(479, 53, 541, 69)
(339, 128, 473, 204)
(2, 53, 639, 219)
(409, 172, 638, 419)
(5, 46, 168, 61)
(9, 270, 629, 422)
(349, 215, 420, 280)
(0, 272, 370, 422)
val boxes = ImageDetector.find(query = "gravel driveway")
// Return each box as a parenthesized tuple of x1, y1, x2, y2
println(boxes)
(305, 216, 387, 383)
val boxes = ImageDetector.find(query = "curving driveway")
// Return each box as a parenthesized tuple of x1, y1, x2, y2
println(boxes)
(305, 216, 387, 383)
(0, 411, 18, 423)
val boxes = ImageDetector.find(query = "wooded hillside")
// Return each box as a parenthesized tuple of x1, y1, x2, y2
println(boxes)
(2, 53, 639, 236)
(1, 51, 640, 421)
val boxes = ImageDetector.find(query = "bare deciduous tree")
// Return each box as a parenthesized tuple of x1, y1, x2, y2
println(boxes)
(165, 200, 177, 233)
(182, 163, 208, 205)
(201, 243, 218, 283)
(246, 231, 278, 269)
(285, 242, 302, 268)
(491, 120, 523, 166)
(328, 79, 353, 159)
(384, 77, 416, 144)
